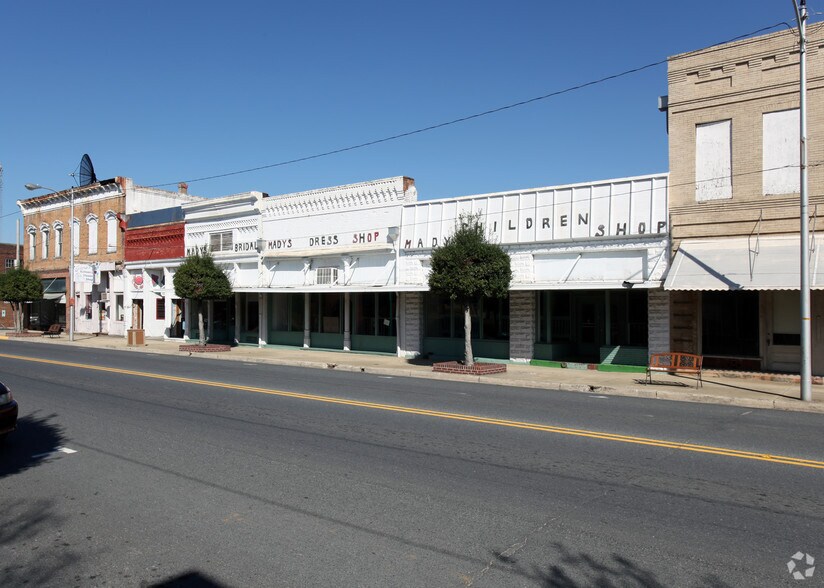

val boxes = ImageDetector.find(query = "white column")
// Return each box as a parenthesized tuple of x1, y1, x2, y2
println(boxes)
(303, 294, 311, 348)
(234, 293, 241, 344)
(259, 293, 267, 347)
(343, 292, 351, 351)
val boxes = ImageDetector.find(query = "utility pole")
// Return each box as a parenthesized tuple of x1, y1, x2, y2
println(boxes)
(792, 0, 812, 402)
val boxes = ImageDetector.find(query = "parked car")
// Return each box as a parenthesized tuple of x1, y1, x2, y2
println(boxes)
(0, 382, 18, 442)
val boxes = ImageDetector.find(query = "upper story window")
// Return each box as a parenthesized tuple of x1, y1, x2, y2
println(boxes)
(695, 119, 732, 202)
(105, 211, 118, 253)
(209, 231, 233, 252)
(27, 226, 36, 262)
(87, 214, 99, 255)
(763, 108, 800, 195)
(73, 218, 80, 256)
(53, 221, 64, 258)
(40, 224, 50, 259)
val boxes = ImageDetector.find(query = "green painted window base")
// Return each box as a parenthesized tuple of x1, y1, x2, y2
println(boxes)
(529, 359, 646, 373)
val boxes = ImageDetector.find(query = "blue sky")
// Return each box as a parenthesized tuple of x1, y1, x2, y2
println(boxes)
(0, 1, 806, 243)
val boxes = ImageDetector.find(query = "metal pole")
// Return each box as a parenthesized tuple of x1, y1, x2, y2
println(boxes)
(70, 187, 75, 342)
(794, 0, 811, 401)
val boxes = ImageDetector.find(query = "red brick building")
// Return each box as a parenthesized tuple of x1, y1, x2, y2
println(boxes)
(0, 243, 20, 329)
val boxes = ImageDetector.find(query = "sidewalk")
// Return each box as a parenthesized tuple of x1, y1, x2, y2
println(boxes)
(3, 331, 823, 414)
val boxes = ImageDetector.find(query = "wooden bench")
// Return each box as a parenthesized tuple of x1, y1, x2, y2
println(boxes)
(646, 352, 703, 388)
(42, 324, 62, 338)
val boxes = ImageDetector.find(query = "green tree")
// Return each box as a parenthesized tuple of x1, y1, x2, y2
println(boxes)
(172, 250, 233, 345)
(0, 267, 43, 333)
(428, 213, 512, 366)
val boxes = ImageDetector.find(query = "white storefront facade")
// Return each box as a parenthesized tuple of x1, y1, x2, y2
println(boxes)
(397, 173, 670, 364)
(160, 173, 669, 367)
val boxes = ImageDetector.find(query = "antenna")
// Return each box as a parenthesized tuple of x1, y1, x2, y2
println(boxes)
(78, 154, 97, 187)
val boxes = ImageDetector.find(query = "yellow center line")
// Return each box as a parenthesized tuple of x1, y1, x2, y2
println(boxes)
(2, 351, 823, 470)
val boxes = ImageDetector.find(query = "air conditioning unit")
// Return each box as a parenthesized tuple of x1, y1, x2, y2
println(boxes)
(316, 267, 339, 285)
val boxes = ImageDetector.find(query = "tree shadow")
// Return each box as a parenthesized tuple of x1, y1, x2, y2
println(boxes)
(149, 570, 230, 587)
(0, 412, 67, 477)
(0, 499, 79, 586)
(499, 542, 734, 588)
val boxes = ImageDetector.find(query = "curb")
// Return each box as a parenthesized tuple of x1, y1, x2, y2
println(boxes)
(3, 335, 824, 414)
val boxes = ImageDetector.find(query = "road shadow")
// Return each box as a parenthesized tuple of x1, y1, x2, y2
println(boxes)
(149, 570, 230, 587)
(0, 499, 79, 586)
(494, 542, 733, 588)
(0, 412, 66, 477)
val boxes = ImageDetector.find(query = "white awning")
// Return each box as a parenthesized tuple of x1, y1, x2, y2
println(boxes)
(664, 235, 824, 291)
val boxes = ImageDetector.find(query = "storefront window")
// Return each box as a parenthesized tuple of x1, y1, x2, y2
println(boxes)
(702, 291, 759, 357)
(312, 293, 341, 333)
(609, 290, 648, 346)
(353, 293, 396, 337)
(289, 293, 304, 332)
(424, 293, 508, 340)
(425, 294, 453, 338)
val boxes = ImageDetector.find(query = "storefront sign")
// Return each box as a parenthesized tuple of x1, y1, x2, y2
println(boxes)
(400, 175, 668, 249)
(260, 230, 387, 252)
(74, 263, 96, 283)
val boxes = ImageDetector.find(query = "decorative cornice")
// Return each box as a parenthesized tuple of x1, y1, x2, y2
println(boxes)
(260, 176, 414, 219)
(186, 217, 258, 235)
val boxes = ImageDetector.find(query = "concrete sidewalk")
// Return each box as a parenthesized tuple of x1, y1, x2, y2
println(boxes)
(2, 331, 823, 414)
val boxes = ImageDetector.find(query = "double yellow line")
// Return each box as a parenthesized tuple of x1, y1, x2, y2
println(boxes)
(2, 352, 823, 470)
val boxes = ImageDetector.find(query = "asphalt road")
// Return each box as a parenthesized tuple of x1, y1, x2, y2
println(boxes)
(0, 339, 822, 587)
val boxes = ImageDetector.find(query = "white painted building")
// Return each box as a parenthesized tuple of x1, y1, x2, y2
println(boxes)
(397, 173, 669, 364)
(163, 173, 669, 367)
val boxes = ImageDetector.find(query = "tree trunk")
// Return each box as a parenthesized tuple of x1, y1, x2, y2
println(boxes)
(198, 301, 206, 346)
(12, 302, 20, 333)
(464, 302, 474, 367)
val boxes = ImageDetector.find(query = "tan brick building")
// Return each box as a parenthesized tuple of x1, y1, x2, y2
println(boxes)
(18, 177, 200, 335)
(664, 25, 824, 373)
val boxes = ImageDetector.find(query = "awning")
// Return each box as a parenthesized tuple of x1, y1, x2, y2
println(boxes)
(664, 235, 824, 291)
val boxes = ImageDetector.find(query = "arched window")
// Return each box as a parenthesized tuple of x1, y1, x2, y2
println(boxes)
(40, 223, 50, 259)
(53, 221, 64, 258)
(86, 214, 98, 255)
(105, 211, 118, 253)
(27, 225, 36, 262)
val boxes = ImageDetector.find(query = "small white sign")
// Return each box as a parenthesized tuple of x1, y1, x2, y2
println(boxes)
(73, 264, 96, 283)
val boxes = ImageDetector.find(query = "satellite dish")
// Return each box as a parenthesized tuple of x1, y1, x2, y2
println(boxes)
(78, 154, 97, 187)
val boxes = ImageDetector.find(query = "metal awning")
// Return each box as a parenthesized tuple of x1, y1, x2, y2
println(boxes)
(664, 235, 824, 291)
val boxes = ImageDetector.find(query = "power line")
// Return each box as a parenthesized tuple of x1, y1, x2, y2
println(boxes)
(13, 162, 824, 229)
(148, 21, 791, 190)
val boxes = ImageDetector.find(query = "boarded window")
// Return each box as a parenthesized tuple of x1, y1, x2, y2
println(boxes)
(695, 120, 732, 201)
(763, 109, 800, 195)
(209, 231, 233, 252)
(87, 216, 98, 254)
(156, 298, 166, 321)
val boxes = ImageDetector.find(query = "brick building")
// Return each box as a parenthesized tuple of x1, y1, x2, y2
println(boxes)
(663, 26, 824, 373)
(123, 207, 189, 339)
(0, 243, 20, 329)
(17, 178, 201, 334)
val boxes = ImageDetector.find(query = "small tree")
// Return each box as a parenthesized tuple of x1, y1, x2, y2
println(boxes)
(0, 267, 43, 333)
(172, 250, 233, 346)
(428, 213, 512, 366)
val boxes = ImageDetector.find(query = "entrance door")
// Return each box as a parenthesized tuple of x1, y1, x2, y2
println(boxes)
(133, 300, 144, 330)
(575, 293, 603, 362)
(171, 299, 184, 338)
